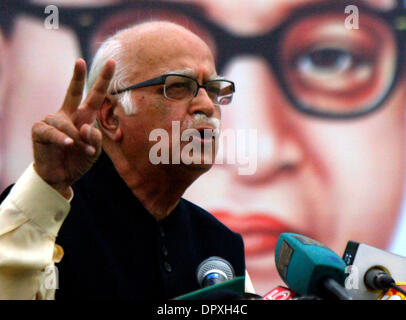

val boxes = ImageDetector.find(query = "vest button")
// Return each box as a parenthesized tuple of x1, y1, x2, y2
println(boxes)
(54, 211, 64, 222)
(164, 261, 172, 273)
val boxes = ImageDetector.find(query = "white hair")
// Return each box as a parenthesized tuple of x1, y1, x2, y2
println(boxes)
(86, 29, 136, 116)
(86, 21, 204, 117)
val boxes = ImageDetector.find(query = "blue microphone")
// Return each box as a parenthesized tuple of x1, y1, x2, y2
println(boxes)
(275, 233, 352, 300)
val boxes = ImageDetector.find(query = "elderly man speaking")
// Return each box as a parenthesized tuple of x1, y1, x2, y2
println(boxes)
(0, 21, 253, 299)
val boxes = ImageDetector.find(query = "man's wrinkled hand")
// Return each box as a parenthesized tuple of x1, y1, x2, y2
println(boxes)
(32, 58, 115, 198)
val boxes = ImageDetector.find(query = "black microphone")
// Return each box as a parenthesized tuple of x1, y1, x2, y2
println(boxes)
(365, 268, 395, 290)
(196, 256, 235, 288)
(365, 268, 406, 297)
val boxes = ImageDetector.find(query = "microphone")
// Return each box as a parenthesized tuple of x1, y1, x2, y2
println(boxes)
(174, 256, 245, 300)
(343, 241, 406, 300)
(275, 233, 352, 300)
(196, 256, 235, 288)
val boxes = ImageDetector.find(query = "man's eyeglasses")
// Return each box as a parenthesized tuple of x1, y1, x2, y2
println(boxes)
(4, 0, 406, 119)
(111, 74, 235, 106)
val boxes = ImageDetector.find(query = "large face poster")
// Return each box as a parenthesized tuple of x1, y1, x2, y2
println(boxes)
(1, 0, 406, 295)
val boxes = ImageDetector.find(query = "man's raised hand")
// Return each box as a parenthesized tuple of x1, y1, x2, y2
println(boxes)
(32, 58, 115, 198)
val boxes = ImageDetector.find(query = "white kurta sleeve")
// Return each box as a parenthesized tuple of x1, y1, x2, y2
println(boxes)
(0, 163, 71, 299)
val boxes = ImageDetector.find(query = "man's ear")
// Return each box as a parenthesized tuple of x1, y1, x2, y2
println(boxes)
(97, 98, 123, 142)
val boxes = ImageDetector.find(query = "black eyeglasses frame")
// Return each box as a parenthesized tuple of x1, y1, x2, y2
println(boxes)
(111, 73, 235, 105)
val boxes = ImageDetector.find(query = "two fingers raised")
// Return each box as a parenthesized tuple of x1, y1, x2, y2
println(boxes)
(34, 58, 115, 155)
(61, 58, 116, 127)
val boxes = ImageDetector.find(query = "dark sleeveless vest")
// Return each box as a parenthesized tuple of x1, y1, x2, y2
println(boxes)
(1, 152, 245, 299)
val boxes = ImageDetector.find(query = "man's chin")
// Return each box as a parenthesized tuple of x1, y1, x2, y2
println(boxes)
(181, 160, 214, 172)
(159, 158, 214, 176)
(179, 151, 217, 168)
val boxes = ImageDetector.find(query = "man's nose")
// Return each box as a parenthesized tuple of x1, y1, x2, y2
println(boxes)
(188, 86, 217, 118)
(219, 57, 305, 183)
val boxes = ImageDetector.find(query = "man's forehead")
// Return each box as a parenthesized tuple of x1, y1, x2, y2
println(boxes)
(164, 68, 219, 80)
(119, 22, 216, 78)
(121, 21, 213, 55)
